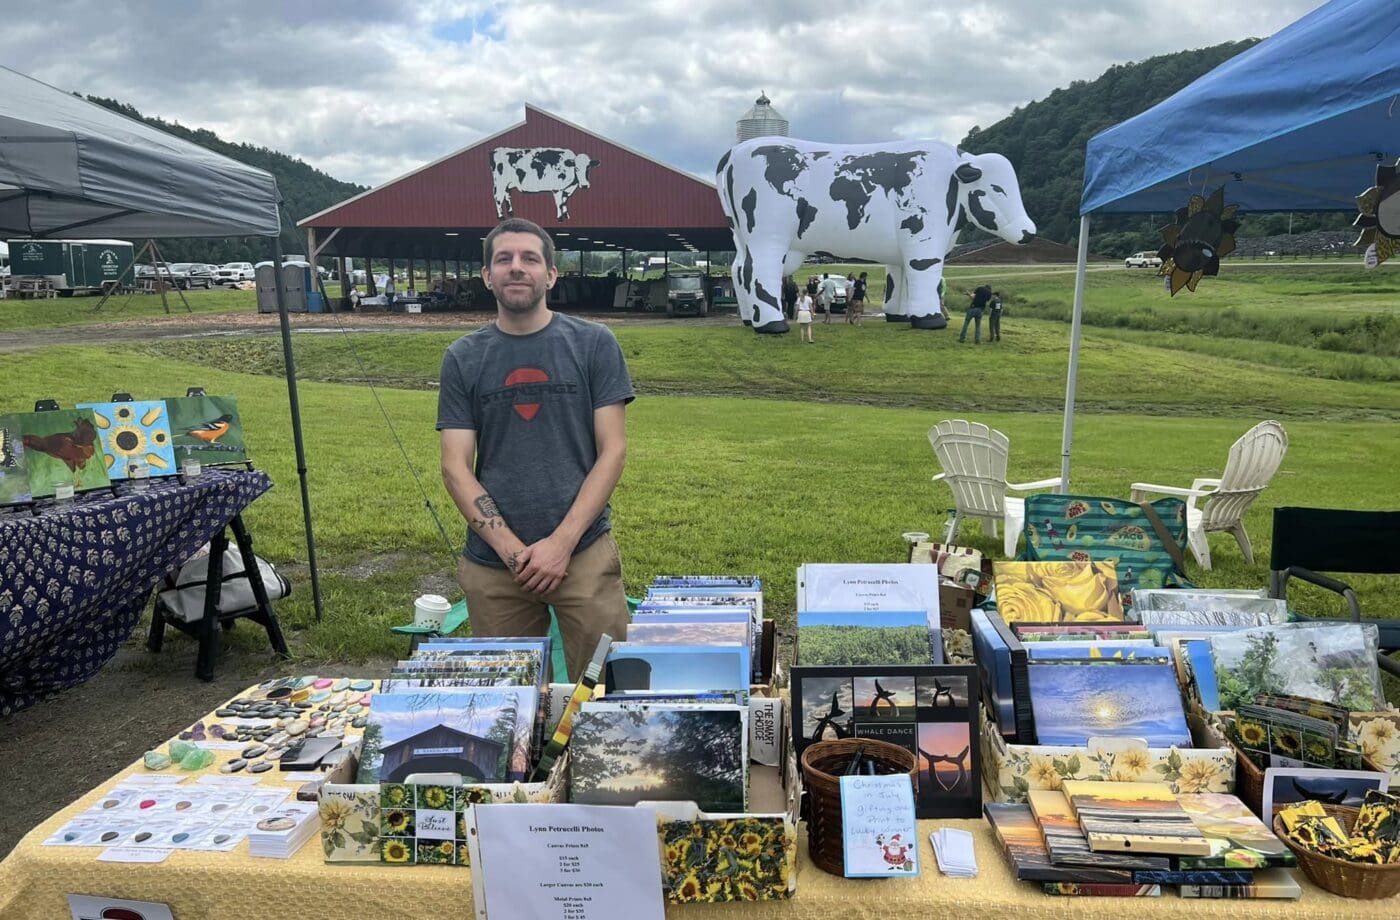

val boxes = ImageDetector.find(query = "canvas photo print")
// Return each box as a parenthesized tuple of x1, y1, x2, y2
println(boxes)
(796, 609, 933, 666)
(163, 395, 248, 466)
(16, 408, 111, 496)
(569, 705, 746, 813)
(1131, 590, 1287, 628)
(77, 400, 178, 479)
(1261, 768, 1390, 824)
(0, 415, 31, 505)
(1211, 623, 1383, 712)
(603, 643, 748, 695)
(1027, 661, 1192, 747)
(983, 803, 1134, 883)
(993, 561, 1125, 623)
(1176, 793, 1295, 869)
(1062, 780, 1211, 856)
(356, 689, 532, 784)
(790, 665, 979, 818)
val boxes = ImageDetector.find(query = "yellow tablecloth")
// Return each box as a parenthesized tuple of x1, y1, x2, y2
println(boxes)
(0, 687, 1382, 919)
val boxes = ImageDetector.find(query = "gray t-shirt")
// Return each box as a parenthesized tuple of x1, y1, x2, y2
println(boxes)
(437, 312, 635, 567)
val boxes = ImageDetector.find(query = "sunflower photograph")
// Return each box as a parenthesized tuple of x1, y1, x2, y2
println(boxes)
(1155, 187, 1240, 295)
(76, 400, 177, 479)
(381, 838, 413, 864)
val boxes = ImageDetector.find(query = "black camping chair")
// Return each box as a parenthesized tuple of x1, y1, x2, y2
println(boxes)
(1268, 506, 1400, 678)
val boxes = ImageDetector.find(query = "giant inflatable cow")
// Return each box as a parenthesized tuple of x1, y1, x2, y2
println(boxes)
(492, 147, 598, 221)
(716, 138, 1035, 333)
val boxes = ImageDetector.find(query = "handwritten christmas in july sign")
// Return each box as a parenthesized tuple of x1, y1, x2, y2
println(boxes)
(839, 774, 920, 878)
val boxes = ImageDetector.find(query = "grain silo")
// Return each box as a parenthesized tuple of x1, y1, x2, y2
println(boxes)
(736, 92, 789, 142)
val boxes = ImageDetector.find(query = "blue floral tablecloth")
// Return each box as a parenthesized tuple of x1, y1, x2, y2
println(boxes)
(0, 468, 272, 716)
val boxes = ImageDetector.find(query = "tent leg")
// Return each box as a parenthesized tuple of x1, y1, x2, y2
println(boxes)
(1060, 214, 1091, 494)
(271, 235, 324, 622)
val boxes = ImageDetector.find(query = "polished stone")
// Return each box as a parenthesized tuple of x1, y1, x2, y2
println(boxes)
(350, 679, 374, 692)
(249, 762, 274, 774)
(219, 759, 247, 774)
(242, 745, 268, 759)
(286, 720, 309, 736)
(313, 678, 333, 689)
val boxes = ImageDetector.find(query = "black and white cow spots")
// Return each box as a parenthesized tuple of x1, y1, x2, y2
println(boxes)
(717, 137, 1035, 332)
(490, 147, 598, 221)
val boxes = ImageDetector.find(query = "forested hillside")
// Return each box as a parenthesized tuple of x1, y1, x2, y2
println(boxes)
(959, 40, 1350, 256)
(84, 96, 365, 264)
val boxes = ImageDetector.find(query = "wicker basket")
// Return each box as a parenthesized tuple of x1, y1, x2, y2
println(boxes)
(1227, 737, 1266, 816)
(1273, 804, 1400, 899)
(799, 738, 918, 876)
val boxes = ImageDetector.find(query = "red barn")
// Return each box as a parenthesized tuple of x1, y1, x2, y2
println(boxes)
(299, 104, 731, 300)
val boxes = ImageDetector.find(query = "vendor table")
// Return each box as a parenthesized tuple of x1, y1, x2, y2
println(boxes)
(0, 686, 1373, 919)
(0, 469, 272, 715)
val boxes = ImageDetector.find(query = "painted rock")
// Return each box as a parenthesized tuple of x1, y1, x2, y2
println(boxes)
(220, 759, 247, 774)
(286, 720, 309, 736)
(143, 751, 172, 771)
(289, 688, 310, 703)
(331, 678, 350, 692)
(313, 678, 333, 689)
(349, 679, 374, 692)
(351, 716, 368, 729)
(292, 675, 318, 690)
(358, 695, 373, 706)
(308, 690, 330, 703)
(347, 704, 363, 715)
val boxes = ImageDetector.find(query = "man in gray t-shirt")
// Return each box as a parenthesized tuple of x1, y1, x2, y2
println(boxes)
(438, 218, 634, 680)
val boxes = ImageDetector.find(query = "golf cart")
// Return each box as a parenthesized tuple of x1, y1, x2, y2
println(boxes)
(665, 270, 708, 317)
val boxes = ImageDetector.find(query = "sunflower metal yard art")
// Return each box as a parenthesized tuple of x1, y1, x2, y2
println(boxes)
(1354, 158, 1400, 268)
(1156, 187, 1240, 294)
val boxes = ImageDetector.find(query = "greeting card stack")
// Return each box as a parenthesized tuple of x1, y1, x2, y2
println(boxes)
(639, 575, 765, 683)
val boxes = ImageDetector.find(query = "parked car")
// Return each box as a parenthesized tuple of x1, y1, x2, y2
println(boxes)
(166, 263, 216, 289)
(1124, 251, 1163, 268)
(215, 261, 255, 284)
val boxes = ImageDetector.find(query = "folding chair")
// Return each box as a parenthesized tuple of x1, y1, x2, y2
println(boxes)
(1268, 506, 1400, 677)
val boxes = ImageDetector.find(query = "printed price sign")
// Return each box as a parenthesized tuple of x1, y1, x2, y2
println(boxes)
(839, 774, 920, 878)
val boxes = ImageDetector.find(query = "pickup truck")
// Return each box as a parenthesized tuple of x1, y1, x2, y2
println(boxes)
(215, 262, 256, 284)
(1124, 251, 1163, 268)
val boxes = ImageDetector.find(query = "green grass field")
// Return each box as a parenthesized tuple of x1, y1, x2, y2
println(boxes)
(1, 261, 1397, 696)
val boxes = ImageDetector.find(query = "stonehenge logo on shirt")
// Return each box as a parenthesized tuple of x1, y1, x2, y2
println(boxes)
(483, 366, 579, 420)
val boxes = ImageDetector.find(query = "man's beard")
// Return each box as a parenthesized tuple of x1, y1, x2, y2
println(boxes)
(494, 279, 544, 313)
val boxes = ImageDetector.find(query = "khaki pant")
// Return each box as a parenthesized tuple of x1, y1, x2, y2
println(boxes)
(455, 532, 628, 682)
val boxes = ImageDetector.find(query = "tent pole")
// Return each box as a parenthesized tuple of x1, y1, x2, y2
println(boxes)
(270, 234, 325, 622)
(1060, 214, 1091, 494)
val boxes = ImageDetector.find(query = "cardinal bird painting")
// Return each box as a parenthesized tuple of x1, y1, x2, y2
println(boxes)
(17, 408, 111, 496)
(164, 395, 248, 467)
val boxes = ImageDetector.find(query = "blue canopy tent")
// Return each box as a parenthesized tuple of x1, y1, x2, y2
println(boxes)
(1061, 0, 1399, 487)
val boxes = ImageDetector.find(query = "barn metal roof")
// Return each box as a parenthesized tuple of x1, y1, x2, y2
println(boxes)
(299, 105, 732, 259)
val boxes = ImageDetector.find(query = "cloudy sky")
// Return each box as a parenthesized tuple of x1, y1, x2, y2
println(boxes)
(1, 1, 1322, 190)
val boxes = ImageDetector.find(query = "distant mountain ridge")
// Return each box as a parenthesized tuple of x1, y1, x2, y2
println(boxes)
(958, 39, 1350, 256)
(84, 96, 365, 264)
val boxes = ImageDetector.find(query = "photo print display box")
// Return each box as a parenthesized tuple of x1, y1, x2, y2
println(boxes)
(15, 407, 111, 497)
(796, 563, 943, 662)
(76, 400, 178, 479)
(790, 664, 980, 818)
(990, 560, 1126, 623)
(162, 394, 249, 467)
(980, 704, 1236, 804)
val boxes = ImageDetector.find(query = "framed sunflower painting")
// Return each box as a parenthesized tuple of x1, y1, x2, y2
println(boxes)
(76, 400, 177, 479)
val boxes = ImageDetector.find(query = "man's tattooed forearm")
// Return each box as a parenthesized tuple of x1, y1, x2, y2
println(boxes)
(470, 493, 504, 530)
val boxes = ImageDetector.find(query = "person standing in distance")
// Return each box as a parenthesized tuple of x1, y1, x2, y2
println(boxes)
(819, 272, 838, 324)
(438, 218, 635, 680)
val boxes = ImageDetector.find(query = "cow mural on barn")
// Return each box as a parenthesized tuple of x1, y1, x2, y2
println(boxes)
(491, 147, 599, 221)
(716, 138, 1035, 333)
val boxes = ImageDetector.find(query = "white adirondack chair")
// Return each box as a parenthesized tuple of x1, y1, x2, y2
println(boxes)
(1130, 420, 1289, 571)
(928, 419, 1063, 558)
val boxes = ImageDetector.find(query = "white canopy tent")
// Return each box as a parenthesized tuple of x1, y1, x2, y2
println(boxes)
(0, 65, 322, 619)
